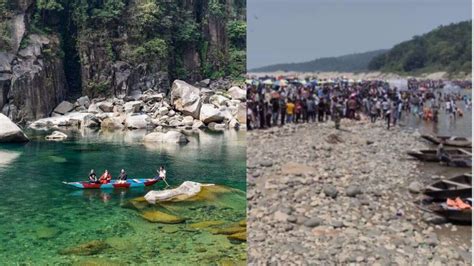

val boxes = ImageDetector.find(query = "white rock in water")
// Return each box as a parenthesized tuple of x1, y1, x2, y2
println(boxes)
(170, 80, 201, 119)
(124, 114, 149, 129)
(54, 101, 74, 115)
(144, 181, 205, 203)
(45, 131, 67, 141)
(192, 120, 205, 129)
(229, 118, 240, 129)
(0, 114, 29, 142)
(144, 131, 189, 144)
(200, 104, 224, 124)
(227, 86, 246, 101)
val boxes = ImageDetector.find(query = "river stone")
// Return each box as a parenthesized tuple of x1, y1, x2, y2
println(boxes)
(192, 120, 205, 129)
(54, 101, 74, 115)
(124, 114, 149, 129)
(59, 240, 110, 255)
(323, 185, 338, 198)
(228, 231, 246, 242)
(199, 103, 224, 124)
(304, 217, 322, 228)
(101, 117, 124, 130)
(35, 226, 58, 239)
(124, 101, 143, 113)
(76, 96, 90, 108)
(227, 86, 246, 101)
(208, 122, 226, 131)
(235, 103, 246, 124)
(212, 226, 246, 235)
(144, 131, 189, 144)
(140, 210, 186, 224)
(408, 181, 423, 193)
(182, 116, 194, 126)
(82, 114, 99, 128)
(0, 114, 29, 142)
(189, 220, 225, 229)
(170, 80, 202, 119)
(346, 185, 362, 197)
(45, 131, 67, 141)
(97, 101, 114, 112)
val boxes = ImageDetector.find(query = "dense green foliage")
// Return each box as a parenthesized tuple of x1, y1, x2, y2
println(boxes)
(250, 50, 387, 73)
(368, 21, 472, 74)
(28, 0, 246, 85)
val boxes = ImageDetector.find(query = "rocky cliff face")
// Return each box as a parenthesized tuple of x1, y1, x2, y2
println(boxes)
(0, 0, 67, 122)
(0, 0, 246, 123)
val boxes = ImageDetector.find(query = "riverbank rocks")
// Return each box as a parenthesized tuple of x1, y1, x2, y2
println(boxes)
(53, 101, 74, 115)
(247, 121, 468, 265)
(59, 240, 110, 255)
(140, 210, 186, 224)
(101, 117, 124, 130)
(227, 86, 246, 101)
(144, 131, 189, 144)
(170, 80, 202, 119)
(45, 131, 68, 141)
(124, 114, 149, 129)
(228, 231, 246, 242)
(200, 104, 224, 124)
(0, 114, 29, 142)
(408, 181, 423, 193)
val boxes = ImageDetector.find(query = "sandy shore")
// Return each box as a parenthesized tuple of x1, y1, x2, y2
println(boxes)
(247, 120, 471, 265)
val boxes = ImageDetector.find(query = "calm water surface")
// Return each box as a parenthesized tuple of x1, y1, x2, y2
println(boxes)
(0, 129, 246, 264)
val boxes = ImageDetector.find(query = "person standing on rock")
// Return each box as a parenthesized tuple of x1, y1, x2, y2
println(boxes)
(279, 95, 286, 126)
(157, 166, 170, 188)
(370, 99, 378, 123)
(286, 100, 295, 123)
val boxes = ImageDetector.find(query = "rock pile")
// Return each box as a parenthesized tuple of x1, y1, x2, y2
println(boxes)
(247, 120, 472, 265)
(28, 80, 246, 133)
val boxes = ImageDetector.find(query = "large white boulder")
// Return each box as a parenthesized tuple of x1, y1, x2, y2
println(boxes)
(97, 101, 114, 112)
(199, 104, 224, 124)
(144, 131, 189, 144)
(144, 181, 205, 203)
(76, 96, 90, 108)
(235, 103, 246, 124)
(0, 114, 29, 142)
(54, 101, 74, 115)
(29, 113, 92, 129)
(170, 80, 201, 119)
(124, 114, 149, 129)
(227, 86, 246, 101)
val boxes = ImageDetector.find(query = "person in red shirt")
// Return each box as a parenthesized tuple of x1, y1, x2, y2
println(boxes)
(99, 170, 112, 184)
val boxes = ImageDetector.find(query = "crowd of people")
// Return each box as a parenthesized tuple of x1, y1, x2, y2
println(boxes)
(246, 76, 471, 130)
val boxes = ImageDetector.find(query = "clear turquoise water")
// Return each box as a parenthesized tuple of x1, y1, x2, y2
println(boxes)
(0, 129, 246, 265)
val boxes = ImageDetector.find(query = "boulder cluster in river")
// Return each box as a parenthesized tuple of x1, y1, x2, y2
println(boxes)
(247, 120, 471, 265)
(26, 79, 246, 142)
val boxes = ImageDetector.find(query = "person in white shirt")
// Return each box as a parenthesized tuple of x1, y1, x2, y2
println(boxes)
(157, 166, 170, 188)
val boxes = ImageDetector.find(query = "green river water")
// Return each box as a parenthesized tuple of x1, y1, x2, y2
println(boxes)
(0, 129, 246, 265)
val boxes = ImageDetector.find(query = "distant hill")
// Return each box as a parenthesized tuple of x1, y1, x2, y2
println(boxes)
(368, 21, 472, 75)
(250, 50, 387, 73)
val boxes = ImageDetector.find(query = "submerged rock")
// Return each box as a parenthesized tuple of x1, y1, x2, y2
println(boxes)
(212, 226, 246, 235)
(35, 226, 58, 239)
(190, 220, 226, 229)
(143, 131, 189, 144)
(45, 131, 68, 141)
(59, 240, 110, 255)
(227, 231, 246, 242)
(0, 114, 29, 142)
(140, 210, 186, 224)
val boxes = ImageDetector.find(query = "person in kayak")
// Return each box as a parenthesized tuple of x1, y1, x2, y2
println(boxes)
(99, 170, 112, 184)
(117, 169, 128, 183)
(157, 166, 170, 188)
(88, 169, 99, 183)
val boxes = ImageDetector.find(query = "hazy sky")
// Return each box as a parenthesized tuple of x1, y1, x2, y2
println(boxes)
(247, 0, 472, 69)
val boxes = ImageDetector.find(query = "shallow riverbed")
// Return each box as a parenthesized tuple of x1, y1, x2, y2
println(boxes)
(0, 129, 246, 264)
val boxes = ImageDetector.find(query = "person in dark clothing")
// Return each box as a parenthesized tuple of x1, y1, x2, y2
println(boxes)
(88, 169, 99, 183)
(271, 97, 280, 126)
(279, 97, 286, 126)
(318, 100, 325, 122)
(118, 169, 128, 182)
